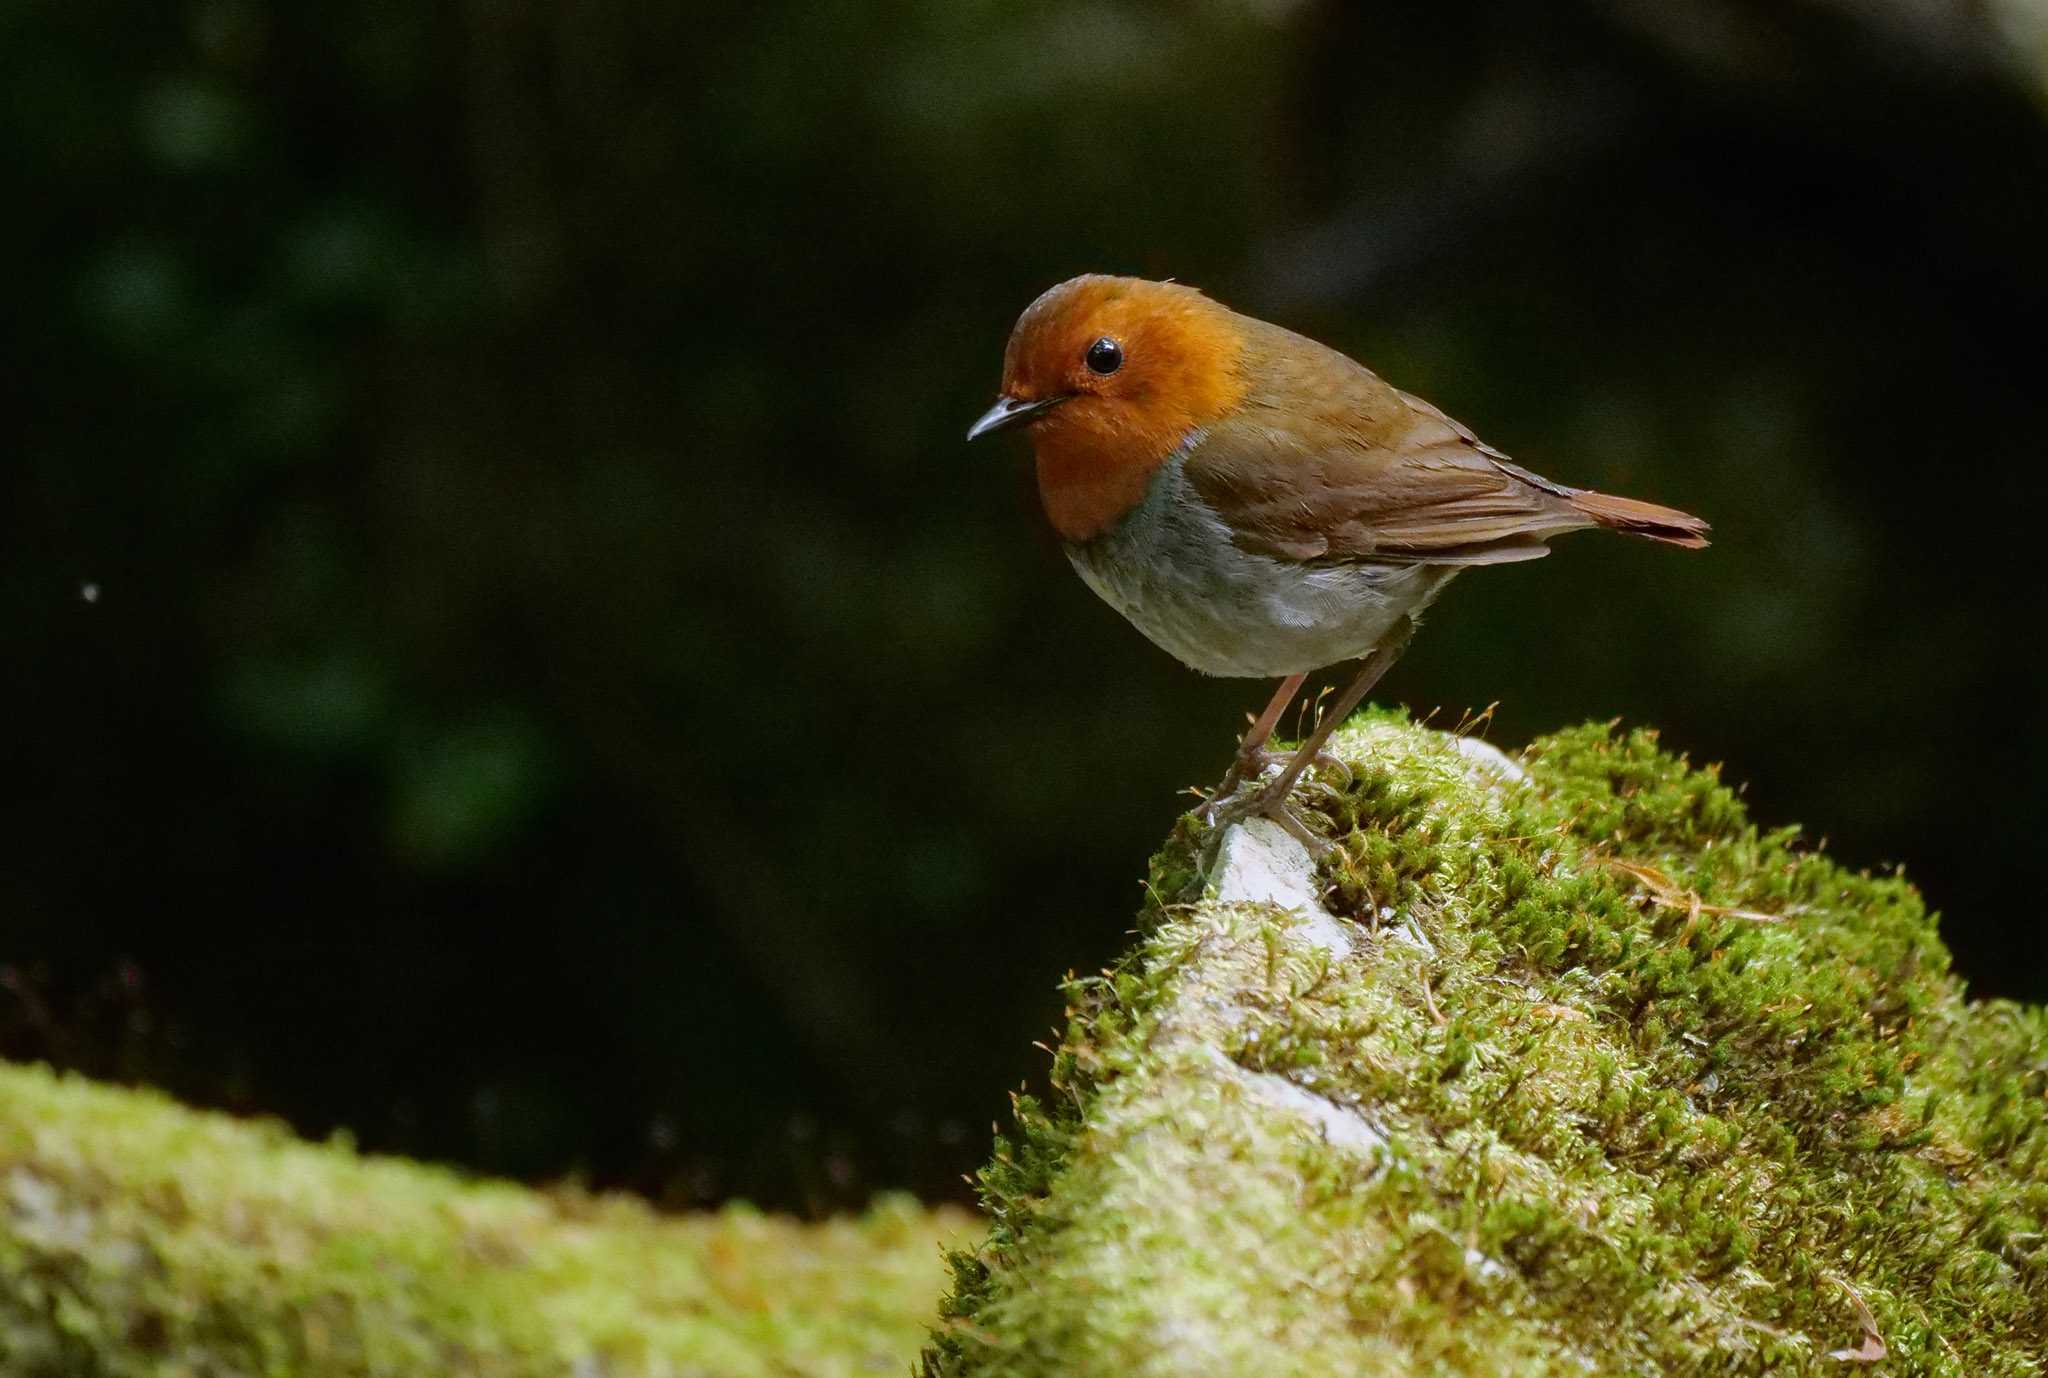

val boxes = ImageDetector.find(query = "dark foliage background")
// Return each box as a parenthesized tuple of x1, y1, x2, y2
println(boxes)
(6, 0, 2046, 1210)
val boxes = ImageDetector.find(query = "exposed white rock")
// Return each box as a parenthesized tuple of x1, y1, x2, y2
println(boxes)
(1212, 1051, 1387, 1157)
(1447, 733, 1529, 784)
(1208, 817, 1353, 956)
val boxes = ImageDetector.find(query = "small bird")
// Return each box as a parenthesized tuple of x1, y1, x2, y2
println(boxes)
(968, 275, 1707, 842)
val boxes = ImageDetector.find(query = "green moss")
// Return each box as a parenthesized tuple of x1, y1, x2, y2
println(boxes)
(0, 1063, 974, 1377)
(925, 716, 2048, 1377)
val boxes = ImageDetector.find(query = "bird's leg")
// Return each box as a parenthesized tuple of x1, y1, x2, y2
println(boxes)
(1259, 617, 1415, 808)
(1211, 616, 1417, 842)
(1205, 672, 1307, 816)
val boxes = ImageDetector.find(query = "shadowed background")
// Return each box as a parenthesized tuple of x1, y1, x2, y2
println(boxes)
(6, 0, 2046, 1210)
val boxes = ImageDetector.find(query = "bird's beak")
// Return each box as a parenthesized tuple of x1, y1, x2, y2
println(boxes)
(966, 393, 1064, 441)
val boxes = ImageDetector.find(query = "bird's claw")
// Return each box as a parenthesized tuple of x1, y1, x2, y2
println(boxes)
(1308, 750, 1352, 791)
(1203, 779, 1337, 861)
(1204, 748, 1349, 823)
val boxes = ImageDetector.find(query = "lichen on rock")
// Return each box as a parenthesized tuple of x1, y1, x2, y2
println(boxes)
(923, 715, 2048, 1377)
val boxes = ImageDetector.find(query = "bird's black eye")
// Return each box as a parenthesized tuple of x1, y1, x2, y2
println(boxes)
(1084, 336, 1123, 375)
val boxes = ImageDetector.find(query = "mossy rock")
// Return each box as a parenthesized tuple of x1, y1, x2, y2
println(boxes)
(924, 716, 2048, 1377)
(0, 1063, 974, 1376)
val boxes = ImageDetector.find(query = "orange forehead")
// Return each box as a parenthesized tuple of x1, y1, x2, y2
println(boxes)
(999, 275, 1245, 410)
(998, 275, 1251, 542)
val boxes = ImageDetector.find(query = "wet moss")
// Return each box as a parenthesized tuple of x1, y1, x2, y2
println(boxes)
(924, 715, 2047, 1377)
(0, 1063, 974, 1377)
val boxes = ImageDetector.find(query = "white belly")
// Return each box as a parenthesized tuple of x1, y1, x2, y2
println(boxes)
(1064, 457, 1457, 678)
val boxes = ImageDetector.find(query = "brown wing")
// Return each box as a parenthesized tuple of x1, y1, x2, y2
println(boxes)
(1184, 324, 1594, 567)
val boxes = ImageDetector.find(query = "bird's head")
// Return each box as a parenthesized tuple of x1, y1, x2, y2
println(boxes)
(967, 274, 1248, 540)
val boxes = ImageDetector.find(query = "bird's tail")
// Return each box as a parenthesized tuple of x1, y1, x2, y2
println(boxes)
(1568, 490, 1711, 548)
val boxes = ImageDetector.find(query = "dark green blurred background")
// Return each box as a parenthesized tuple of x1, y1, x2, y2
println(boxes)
(7, 0, 2046, 1210)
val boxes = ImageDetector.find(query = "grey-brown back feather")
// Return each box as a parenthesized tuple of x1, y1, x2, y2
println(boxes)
(1184, 321, 1707, 565)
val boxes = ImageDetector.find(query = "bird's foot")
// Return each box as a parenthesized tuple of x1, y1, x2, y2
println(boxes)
(1305, 749, 1352, 792)
(1203, 777, 1335, 861)
(1202, 748, 1350, 825)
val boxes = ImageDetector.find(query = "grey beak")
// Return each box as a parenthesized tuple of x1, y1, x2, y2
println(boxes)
(966, 393, 1063, 441)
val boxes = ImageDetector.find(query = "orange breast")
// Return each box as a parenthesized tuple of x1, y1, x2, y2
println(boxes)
(1035, 430, 1172, 543)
